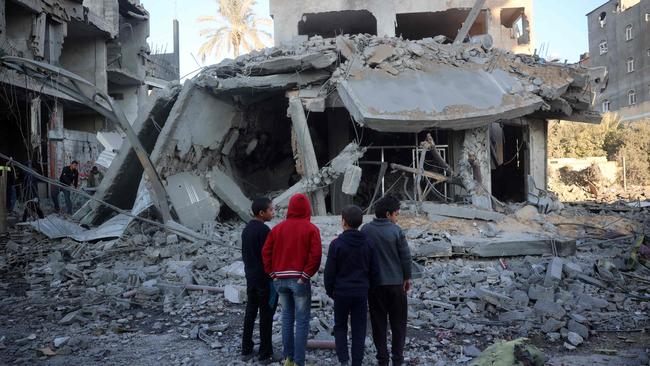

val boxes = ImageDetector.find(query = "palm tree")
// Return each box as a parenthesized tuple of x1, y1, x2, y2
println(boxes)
(197, 0, 273, 61)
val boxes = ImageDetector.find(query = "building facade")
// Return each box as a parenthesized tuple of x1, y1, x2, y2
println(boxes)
(269, 0, 534, 54)
(587, 0, 650, 122)
(0, 0, 179, 196)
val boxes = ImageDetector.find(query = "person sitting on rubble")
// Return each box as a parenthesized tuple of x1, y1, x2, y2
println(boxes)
(361, 195, 412, 366)
(86, 166, 103, 191)
(21, 197, 44, 222)
(262, 193, 322, 366)
(52, 161, 79, 215)
(241, 197, 279, 363)
(324, 205, 378, 366)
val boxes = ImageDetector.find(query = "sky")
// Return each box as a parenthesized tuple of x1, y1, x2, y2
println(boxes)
(141, 0, 607, 78)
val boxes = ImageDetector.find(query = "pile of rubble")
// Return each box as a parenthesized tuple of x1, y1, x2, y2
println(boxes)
(548, 164, 650, 203)
(1, 201, 648, 364)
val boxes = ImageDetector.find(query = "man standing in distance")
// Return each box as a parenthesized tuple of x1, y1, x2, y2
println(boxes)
(361, 195, 412, 366)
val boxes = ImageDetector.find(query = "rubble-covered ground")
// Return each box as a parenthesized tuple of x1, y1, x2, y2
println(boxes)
(1, 202, 649, 365)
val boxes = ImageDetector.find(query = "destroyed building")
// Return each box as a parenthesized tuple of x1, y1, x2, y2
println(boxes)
(270, 0, 535, 54)
(0, 0, 179, 193)
(65, 26, 602, 233)
(2, 4, 650, 365)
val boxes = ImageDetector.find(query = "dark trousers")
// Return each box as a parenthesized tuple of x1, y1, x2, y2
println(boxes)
(334, 295, 368, 366)
(52, 186, 73, 214)
(242, 281, 275, 359)
(369, 285, 407, 366)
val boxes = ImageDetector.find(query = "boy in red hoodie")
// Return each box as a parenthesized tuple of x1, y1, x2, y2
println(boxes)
(262, 194, 322, 366)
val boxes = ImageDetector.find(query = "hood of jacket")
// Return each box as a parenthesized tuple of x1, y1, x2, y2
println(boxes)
(338, 229, 367, 248)
(287, 194, 312, 220)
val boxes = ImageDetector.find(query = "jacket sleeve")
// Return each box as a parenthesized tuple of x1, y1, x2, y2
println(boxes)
(397, 228, 412, 280)
(262, 229, 275, 275)
(323, 241, 337, 297)
(302, 227, 322, 279)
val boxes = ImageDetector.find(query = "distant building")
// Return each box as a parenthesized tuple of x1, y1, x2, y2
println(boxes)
(0, 0, 179, 186)
(270, 0, 534, 54)
(587, 0, 650, 122)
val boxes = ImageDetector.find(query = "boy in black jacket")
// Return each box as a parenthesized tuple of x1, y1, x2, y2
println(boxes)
(324, 205, 377, 366)
(241, 197, 276, 363)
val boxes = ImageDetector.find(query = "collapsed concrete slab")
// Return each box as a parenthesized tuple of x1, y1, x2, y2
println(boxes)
(208, 167, 253, 222)
(75, 87, 180, 225)
(337, 67, 544, 133)
(462, 237, 577, 257)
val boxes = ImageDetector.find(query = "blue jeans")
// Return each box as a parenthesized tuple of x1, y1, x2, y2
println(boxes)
(274, 278, 311, 366)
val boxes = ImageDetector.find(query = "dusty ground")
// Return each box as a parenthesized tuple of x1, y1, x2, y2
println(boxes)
(1, 202, 649, 366)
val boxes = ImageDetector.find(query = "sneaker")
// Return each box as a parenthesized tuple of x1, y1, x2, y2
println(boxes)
(241, 352, 254, 361)
(283, 358, 295, 366)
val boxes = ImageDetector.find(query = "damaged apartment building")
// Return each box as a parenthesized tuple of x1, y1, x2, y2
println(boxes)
(65, 0, 601, 233)
(0, 0, 179, 193)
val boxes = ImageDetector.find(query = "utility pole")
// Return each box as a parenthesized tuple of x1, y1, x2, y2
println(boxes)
(0, 166, 7, 235)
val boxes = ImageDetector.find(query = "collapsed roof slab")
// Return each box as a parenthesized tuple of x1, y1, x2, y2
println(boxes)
(242, 52, 337, 76)
(198, 70, 331, 96)
(337, 66, 544, 133)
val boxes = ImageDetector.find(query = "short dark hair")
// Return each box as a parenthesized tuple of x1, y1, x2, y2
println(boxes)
(251, 197, 271, 216)
(71, 160, 79, 165)
(374, 195, 401, 218)
(342, 205, 363, 229)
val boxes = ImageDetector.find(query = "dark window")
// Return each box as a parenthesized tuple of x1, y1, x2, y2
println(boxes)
(395, 9, 488, 41)
(298, 10, 377, 38)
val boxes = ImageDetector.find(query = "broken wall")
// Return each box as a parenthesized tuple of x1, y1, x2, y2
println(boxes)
(269, 0, 534, 54)
(148, 81, 242, 227)
(59, 37, 108, 94)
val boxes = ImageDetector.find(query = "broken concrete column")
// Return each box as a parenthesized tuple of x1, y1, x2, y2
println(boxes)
(74, 87, 180, 225)
(273, 143, 365, 209)
(459, 126, 492, 209)
(287, 97, 326, 216)
(341, 165, 362, 195)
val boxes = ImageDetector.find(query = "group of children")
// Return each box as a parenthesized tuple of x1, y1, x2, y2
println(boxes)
(241, 193, 412, 366)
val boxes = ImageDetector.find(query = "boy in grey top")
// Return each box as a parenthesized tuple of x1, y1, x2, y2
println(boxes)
(361, 195, 411, 366)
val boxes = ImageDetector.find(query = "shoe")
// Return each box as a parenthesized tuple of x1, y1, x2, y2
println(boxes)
(283, 358, 295, 366)
(259, 353, 282, 364)
(241, 352, 254, 361)
(340, 362, 349, 366)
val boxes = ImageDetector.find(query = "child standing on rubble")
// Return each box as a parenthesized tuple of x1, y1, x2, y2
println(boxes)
(241, 197, 278, 363)
(263, 194, 322, 366)
(324, 205, 378, 366)
(361, 195, 412, 366)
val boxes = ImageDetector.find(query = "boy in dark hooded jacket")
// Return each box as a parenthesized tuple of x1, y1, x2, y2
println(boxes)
(324, 205, 377, 366)
(262, 194, 322, 366)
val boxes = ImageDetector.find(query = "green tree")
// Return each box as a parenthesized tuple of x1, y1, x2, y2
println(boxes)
(197, 0, 272, 61)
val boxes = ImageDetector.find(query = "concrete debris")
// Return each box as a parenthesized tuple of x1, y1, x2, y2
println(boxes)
(422, 202, 505, 221)
(0, 199, 648, 365)
(224, 285, 247, 304)
(341, 165, 362, 196)
(544, 257, 564, 287)
(567, 331, 584, 346)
